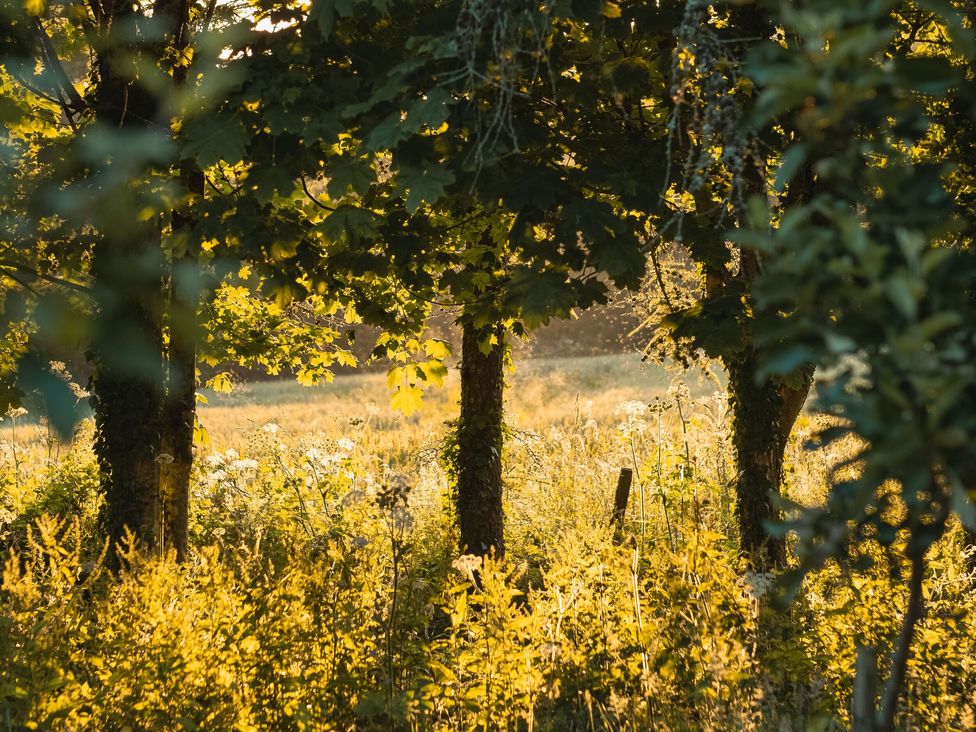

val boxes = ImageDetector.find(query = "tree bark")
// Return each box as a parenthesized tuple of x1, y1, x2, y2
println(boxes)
(158, 164, 204, 561)
(455, 322, 505, 557)
(726, 350, 812, 570)
(89, 241, 165, 556)
(88, 0, 171, 557)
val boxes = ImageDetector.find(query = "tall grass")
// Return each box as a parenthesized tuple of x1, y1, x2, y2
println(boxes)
(1, 355, 973, 730)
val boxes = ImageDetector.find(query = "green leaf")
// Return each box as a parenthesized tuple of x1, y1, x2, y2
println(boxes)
(319, 205, 381, 240)
(309, 0, 356, 38)
(16, 355, 81, 440)
(327, 156, 374, 198)
(504, 268, 578, 329)
(773, 144, 807, 193)
(181, 115, 247, 167)
(398, 162, 455, 213)
(406, 87, 452, 132)
(365, 111, 412, 150)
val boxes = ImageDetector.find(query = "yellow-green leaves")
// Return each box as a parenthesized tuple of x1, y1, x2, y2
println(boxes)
(23, 0, 45, 16)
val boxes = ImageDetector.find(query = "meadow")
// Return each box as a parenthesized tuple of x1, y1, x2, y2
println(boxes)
(1, 354, 974, 730)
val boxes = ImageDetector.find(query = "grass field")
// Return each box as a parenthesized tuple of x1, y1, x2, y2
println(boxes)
(2, 354, 974, 730)
(195, 353, 717, 444)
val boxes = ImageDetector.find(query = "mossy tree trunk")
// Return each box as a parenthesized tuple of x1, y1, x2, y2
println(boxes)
(159, 166, 203, 562)
(89, 241, 166, 555)
(726, 349, 812, 570)
(456, 321, 505, 557)
(88, 0, 172, 556)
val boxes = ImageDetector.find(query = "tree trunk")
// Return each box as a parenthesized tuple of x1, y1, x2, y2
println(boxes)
(455, 322, 505, 557)
(726, 350, 812, 570)
(88, 0, 170, 557)
(158, 321, 195, 561)
(89, 241, 165, 556)
(159, 164, 204, 562)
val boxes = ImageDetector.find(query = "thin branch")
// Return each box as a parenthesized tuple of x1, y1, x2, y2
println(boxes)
(6, 68, 64, 107)
(874, 550, 925, 732)
(0, 261, 91, 295)
(301, 175, 336, 212)
(0, 271, 42, 298)
(33, 18, 87, 111)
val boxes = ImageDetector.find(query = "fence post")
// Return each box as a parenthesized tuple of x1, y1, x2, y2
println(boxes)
(609, 468, 633, 542)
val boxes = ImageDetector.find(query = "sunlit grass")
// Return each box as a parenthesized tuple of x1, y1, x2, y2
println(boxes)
(1, 354, 974, 730)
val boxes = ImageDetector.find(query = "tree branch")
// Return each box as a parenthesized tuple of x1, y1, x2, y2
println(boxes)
(301, 175, 336, 212)
(33, 18, 87, 112)
(874, 549, 925, 732)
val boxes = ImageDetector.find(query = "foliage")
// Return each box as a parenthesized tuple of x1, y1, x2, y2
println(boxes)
(1, 367, 975, 729)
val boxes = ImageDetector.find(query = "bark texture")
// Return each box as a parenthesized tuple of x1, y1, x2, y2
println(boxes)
(89, 241, 165, 554)
(456, 322, 506, 557)
(159, 165, 204, 561)
(726, 351, 812, 570)
(88, 0, 174, 556)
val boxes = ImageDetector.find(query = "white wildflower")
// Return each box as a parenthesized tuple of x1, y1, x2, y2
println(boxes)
(615, 400, 647, 420)
(741, 571, 774, 600)
(452, 554, 483, 583)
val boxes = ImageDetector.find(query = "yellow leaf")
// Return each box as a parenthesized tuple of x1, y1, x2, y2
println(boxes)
(24, 0, 45, 16)
(602, 1, 621, 18)
(206, 372, 234, 393)
(390, 383, 423, 415)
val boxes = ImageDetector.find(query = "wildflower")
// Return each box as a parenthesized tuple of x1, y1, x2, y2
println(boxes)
(336, 437, 356, 452)
(6, 406, 27, 419)
(69, 382, 90, 399)
(262, 422, 280, 435)
(452, 554, 483, 584)
(306, 447, 345, 471)
(615, 400, 647, 420)
(617, 420, 647, 439)
(366, 401, 380, 417)
(741, 571, 774, 600)
(377, 474, 411, 511)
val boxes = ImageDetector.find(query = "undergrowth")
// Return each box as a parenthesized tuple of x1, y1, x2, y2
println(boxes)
(1, 371, 974, 730)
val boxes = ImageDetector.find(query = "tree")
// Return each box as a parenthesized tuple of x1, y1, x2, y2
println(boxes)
(738, 1, 976, 727)
(0, 0, 355, 558)
(632, 1, 814, 569)
(190, 0, 683, 556)
(0, 0, 183, 553)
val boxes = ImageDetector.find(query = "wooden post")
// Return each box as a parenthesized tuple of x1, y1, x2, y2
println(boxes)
(609, 468, 633, 542)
